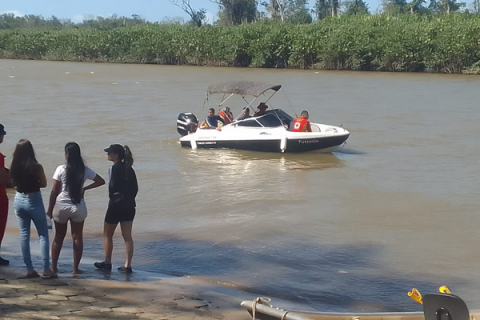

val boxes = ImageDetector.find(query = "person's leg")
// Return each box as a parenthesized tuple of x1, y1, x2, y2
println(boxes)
(94, 222, 117, 270)
(51, 221, 67, 274)
(51, 206, 68, 274)
(29, 192, 51, 275)
(95, 206, 118, 270)
(103, 222, 117, 264)
(70, 220, 85, 274)
(14, 194, 35, 274)
(119, 221, 134, 269)
(0, 198, 9, 265)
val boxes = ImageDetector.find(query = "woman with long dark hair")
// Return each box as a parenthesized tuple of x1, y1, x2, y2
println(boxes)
(94, 144, 138, 273)
(46, 142, 105, 276)
(10, 139, 53, 278)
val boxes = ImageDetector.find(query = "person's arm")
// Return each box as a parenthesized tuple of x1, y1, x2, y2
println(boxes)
(47, 179, 61, 218)
(0, 154, 10, 186)
(109, 164, 124, 201)
(130, 169, 138, 199)
(38, 164, 47, 188)
(0, 168, 9, 186)
(217, 115, 225, 125)
(83, 174, 105, 196)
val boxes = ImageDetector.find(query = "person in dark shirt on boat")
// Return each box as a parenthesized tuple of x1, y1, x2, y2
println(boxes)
(205, 108, 225, 129)
(236, 108, 252, 121)
(254, 103, 269, 117)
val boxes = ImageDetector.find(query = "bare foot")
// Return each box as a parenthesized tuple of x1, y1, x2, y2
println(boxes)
(72, 269, 84, 275)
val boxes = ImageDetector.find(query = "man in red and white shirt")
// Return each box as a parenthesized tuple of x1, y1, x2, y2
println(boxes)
(0, 124, 9, 265)
(292, 111, 312, 132)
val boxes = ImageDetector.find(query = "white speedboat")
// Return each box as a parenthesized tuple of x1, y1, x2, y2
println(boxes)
(176, 81, 350, 153)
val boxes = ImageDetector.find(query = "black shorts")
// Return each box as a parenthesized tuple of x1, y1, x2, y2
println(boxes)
(104, 204, 136, 225)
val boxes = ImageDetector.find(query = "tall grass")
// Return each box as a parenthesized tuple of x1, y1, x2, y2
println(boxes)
(0, 15, 479, 73)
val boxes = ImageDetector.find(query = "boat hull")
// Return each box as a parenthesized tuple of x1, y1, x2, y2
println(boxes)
(180, 133, 349, 153)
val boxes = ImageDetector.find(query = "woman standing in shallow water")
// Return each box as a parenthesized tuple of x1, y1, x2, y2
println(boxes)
(95, 144, 138, 273)
(47, 142, 105, 276)
(10, 139, 54, 278)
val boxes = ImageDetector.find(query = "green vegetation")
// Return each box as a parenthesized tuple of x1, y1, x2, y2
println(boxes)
(0, 13, 479, 74)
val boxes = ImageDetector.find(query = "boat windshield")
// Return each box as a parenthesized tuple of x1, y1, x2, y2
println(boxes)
(256, 114, 284, 128)
(236, 119, 262, 127)
(265, 109, 294, 127)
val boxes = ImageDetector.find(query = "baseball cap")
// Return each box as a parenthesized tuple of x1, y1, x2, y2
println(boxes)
(104, 144, 125, 156)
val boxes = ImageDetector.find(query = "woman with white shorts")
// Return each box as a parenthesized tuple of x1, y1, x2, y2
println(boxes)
(46, 142, 105, 276)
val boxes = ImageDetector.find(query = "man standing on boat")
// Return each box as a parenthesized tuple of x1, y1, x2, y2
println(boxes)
(0, 124, 9, 266)
(292, 111, 312, 132)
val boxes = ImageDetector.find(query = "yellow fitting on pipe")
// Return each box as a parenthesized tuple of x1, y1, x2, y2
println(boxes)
(408, 288, 423, 305)
(439, 286, 451, 294)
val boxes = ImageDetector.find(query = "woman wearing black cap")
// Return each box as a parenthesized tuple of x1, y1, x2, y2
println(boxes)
(94, 144, 138, 273)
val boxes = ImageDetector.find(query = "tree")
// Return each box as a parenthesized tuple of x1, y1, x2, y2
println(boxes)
(342, 0, 370, 15)
(260, 0, 285, 20)
(283, 0, 313, 23)
(314, 0, 339, 18)
(314, 0, 332, 19)
(210, 0, 257, 25)
(382, 0, 408, 15)
(428, 0, 465, 13)
(331, 0, 340, 15)
(406, 0, 427, 13)
(474, 0, 480, 13)
(171, 0, 207, 26)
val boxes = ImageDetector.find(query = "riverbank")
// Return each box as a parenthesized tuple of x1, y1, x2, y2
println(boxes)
(1, 15, 479, 74)
(0, 234, 250, 320)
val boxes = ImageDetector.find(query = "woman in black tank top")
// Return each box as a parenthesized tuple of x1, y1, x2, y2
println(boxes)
(10, 139, 54, 278)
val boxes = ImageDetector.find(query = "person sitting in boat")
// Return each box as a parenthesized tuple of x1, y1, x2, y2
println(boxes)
(218, 106, 234, 125)
(236, 108, 252, 121)
(253, 103, 268, 117)
(200, 108, 225, 130)
(292, 110, 312, 132)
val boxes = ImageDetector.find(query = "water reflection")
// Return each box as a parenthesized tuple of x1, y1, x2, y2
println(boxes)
(180, 148, 344, 172)
(176, 148, 345, 201)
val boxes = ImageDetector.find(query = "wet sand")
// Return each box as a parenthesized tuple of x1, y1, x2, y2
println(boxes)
(0, 235, 250, 320)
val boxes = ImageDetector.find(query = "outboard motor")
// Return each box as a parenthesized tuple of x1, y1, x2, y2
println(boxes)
(177, 113, 199, 136)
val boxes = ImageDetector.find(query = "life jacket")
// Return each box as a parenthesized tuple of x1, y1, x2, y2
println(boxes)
(201, 119, 224, 129)
(218, 110, 233, 124)
(292, 118, 310, 132)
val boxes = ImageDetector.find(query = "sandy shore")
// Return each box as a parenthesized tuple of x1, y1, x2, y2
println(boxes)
(0, 234, 252, 320)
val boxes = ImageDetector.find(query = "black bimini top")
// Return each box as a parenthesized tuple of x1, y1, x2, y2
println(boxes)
(206, 81, 282, 97)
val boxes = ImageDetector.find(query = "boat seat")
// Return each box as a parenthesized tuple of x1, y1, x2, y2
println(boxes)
(423, 294, 470, 320)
